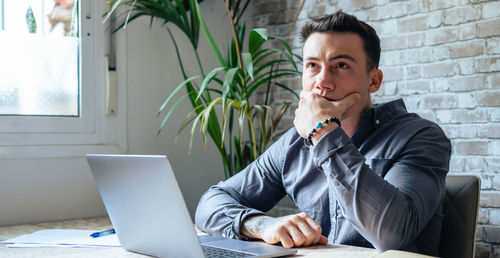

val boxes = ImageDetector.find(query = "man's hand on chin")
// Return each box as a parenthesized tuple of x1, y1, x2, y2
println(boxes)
(241, 212, 328, 248)
(293, 91, 360, 144)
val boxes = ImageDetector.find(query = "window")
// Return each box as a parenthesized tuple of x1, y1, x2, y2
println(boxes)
(0, 1, 126, 158)
(0, 0, 79, 116)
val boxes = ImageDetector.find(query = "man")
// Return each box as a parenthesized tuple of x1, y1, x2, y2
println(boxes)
(195, 11, 451, 256)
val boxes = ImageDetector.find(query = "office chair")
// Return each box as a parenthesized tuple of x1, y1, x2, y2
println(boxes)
(439, 175, 480, 258)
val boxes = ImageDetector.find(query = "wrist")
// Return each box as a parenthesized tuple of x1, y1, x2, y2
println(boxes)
(311, 123, 338, 145)
(241, 215, 270, 239)
(306, 117, 341, 146)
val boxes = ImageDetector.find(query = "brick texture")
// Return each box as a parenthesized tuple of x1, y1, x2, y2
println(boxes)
(253, 0, 500, 256)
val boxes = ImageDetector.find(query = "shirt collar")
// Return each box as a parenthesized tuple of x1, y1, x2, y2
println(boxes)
(351, 99, 407, 146)
(372, 98, 407, 127)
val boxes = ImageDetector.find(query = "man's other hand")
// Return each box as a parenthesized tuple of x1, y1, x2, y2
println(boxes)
(241, 212, 328, 248)
(294, 91, 360, 142)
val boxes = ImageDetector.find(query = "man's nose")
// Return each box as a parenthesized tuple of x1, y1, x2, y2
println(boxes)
(315, 70, 335, 90)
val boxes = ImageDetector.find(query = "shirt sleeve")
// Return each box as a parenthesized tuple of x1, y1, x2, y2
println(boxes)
(194, 130, 293, 239)
(311, 124, 451, 251)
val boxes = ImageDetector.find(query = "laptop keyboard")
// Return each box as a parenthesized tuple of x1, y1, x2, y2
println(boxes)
(202, 245, 255, 258)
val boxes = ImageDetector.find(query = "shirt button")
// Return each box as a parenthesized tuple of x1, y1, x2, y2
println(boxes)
(375, 119, 380, 125)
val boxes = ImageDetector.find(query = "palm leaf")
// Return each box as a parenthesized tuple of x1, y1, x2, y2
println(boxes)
(175, 104, 205, 141)
(197, 67, 225, 101)
(247, 72, 300, 96)
(251, 60, 290, 78)
(266, 102, 291, 143)
(242, 53, 253, 80)
(245, 110, 258, 159)
(188, 110, 204, 153)
(158, 94, 188, 136)
(157, 75, 200, 116)
(194, 0, 225, 66)
(275, 82, 300, 99)
(221, 99, 237, 147)
(105, 0, 202, 48)
(234, 0, 251, 26)
(222, 68, 239, 112)
(237, 100, 247, 146)
(200, 97, 223, 145)
(248, 28, 268, 54)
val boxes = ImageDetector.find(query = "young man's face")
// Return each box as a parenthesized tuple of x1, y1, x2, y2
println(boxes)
(302, 32, 380, 119)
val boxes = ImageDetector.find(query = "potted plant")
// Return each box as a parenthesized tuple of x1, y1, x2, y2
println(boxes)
(105, 0, 301, 178)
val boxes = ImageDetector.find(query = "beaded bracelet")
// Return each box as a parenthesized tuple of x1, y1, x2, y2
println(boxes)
(306, 117, 341, 145)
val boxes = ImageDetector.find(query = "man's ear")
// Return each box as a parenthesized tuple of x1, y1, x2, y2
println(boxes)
(368, 69, 383, 93)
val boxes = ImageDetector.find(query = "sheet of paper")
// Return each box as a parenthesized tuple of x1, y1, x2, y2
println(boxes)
(1, 229, 121, 247)
(7, 243, 87, 248)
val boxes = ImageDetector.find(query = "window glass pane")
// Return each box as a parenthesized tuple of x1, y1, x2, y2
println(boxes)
(0, 0, 79, 116)
(0, 1, 4, 31)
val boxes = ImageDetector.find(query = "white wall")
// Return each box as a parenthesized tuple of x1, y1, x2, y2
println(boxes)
(0, 0, 249, 226)
(0, 158, 106, 223)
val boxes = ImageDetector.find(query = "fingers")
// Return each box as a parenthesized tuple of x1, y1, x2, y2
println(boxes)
(260, 212, 327, 248)
(284, 221, 305, 247)
(275, 225, 295, 248)
(300, 213, 323, 246)
(298, 90, 311, 109)
(271, 213, 326, 248)
(319, 235, 329, 245)
(297, 90, 360, 120)
(299, 89, 309, 99)
(289, 215, 313, 246)
(334, 92, 360, 112)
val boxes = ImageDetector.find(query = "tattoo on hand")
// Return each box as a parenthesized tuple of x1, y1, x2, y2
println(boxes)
(242, 216, 278, 239)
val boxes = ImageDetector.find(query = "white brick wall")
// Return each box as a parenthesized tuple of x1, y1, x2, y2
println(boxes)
(253, 0, 500, 256)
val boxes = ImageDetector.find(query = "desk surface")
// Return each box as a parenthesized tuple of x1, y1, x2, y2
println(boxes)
(0, 217, 419, 258)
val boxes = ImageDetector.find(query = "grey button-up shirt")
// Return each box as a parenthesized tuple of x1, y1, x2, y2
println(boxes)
(195, 99, 451, 256)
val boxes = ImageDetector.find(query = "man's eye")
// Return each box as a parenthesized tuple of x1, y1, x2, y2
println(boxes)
(337, 62, 349, 69)
(306, 63, 317, 69)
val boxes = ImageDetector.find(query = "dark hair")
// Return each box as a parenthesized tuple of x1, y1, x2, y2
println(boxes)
(300, 10, 381, 71)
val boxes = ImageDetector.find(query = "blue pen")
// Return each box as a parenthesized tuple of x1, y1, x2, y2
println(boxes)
(90, 228, 116, 238)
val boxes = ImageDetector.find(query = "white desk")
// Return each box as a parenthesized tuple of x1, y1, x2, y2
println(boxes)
(0, 217, 428, 257)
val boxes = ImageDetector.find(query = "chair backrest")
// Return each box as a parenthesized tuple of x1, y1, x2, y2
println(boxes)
(439, 175, 480, 258)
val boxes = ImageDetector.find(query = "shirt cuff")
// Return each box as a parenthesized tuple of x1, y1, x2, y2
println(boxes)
(311, 127, 351, 168)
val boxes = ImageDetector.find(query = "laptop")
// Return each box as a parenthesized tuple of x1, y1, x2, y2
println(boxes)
(86, 154, 297, 258)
